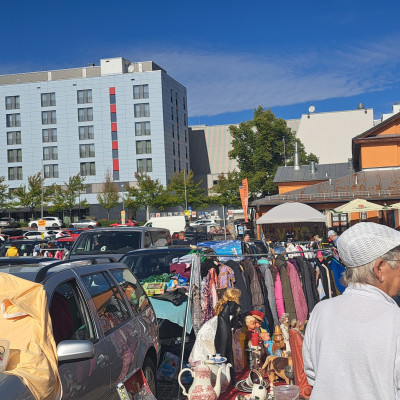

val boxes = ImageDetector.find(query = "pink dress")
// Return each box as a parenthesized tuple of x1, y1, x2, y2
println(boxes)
(273, 266, 285, 318)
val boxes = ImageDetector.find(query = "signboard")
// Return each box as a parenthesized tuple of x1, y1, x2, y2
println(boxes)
(239, 178, 249, 223)
(191, 211, 196, 218)
(38, 219, 46, 232)
(184, 210, 190, 217)
(121, 210, 126, 225)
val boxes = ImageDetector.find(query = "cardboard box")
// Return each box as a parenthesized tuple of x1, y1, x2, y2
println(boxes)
(143, 282, 165, 296)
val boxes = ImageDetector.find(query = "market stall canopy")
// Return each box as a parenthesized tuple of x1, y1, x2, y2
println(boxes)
(333, 198, 386, 213)
(256, 202, 326, 224)
(386, 202, 400, 210)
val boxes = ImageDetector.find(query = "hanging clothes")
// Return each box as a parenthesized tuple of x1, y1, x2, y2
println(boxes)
(275, 255, 297, 321)
(329, 258, 347, 294)
(190, 254, 203, 335)
(218, 264, 235, 289)
(240, 258, 265, 312)
(286, 260, 308, 323)
(225, 260, 252, 314)
(295, 256, 317, 313)
(270, 265, 285, 319)
(254, 264, 275, 333)
(258, 261, 279, 326)
(201, 268, 219, 323)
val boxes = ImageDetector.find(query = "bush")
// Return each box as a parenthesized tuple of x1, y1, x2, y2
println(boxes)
(98, 220, 119, 227)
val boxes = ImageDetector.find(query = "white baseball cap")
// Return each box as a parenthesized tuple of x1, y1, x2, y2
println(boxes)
(327, 230, 337, 237)
(337, 222, 400, 268)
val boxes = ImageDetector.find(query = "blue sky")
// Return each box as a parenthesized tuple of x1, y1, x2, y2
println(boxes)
(2, 0, 400, 125)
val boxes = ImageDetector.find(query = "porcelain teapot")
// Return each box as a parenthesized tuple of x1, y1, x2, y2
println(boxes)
(178, 363, 223, 400)
(203, 359, 232, 393)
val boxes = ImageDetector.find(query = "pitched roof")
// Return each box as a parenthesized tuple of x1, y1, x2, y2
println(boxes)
(273, 162, 352, 183)
(253, 168, 400, 206)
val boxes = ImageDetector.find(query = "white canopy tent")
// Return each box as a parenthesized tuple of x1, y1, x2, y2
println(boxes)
(256, 202, 326, 224)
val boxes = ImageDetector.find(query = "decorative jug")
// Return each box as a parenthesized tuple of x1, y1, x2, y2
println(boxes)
(178, 363, 223, 400)
(204, 359, 232, 392)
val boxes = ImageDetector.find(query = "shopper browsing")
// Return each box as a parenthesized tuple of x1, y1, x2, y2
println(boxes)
(327, 229, 339, 246)
(303, 222, 400, 399)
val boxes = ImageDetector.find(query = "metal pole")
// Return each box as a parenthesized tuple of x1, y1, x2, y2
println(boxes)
(283, 137, 287, 166)
(223, 205, 227, 240)
(41, 160, 44, 219)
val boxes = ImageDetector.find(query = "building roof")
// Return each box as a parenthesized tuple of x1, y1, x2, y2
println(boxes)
(273, 162, 352, 183)
(253, 168, 400, 206)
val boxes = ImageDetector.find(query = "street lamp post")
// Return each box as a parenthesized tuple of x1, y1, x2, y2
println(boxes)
(41, 160, 44, 219)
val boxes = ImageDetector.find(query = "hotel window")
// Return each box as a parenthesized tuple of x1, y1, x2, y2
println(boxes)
(184, 114, 187, 126)
(183, 96, 186, 110)
(185, 147, 188, 159)
(7, 149, 22, 163)
(133, 85, 149, 99)
(110, 113, 117, 122)
(6, 113, 21, 127)
(173, 142, 175, 156)
(79, 125, 94, 140)
(171, 107, 174, 121)
(109, 93, 116, 104)
(185, 129, 187, 143)
(78, 107, 93, 122)
(77, 89, 92, 104)
(42, 128, 57, 143)
(170, 89, 173, 103)
(44, 164, 59, 178)
(134, 103, 150, 118)
(112, 149, 119, 159)
(80, 144, 95, 158)
(111, 131, 118, 141)
(178, 146, 180, 157)
(5, 96, 20, 110)
(8, 167, 22, 180)
(7, 131, 21, 145)
(137, 158, 152, 173)
(42, 111, 56, 125)
(172, 124, 175, 138)
(136, 140, 151, 155)
(43, 146, 58, 160)
(41, 92, 56, 107)
(80, 162, 96, 176)
(135, 121, 151, 136)
(174, 159, 176, 172)
(175, 92, 178, 106)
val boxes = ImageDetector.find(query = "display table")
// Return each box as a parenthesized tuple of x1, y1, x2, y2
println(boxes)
(150, 297, 193, 333)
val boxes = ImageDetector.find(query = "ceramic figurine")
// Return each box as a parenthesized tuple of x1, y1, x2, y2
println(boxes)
(271, 325, 285, 354)
(280, 313, 291, 353)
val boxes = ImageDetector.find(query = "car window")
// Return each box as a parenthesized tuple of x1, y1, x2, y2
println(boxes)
(72, 231, 142, 255)
(49, 280, 94, 345)
(144, 232, 152, 248)
(149, 230, 170, 247)
(81, 272, 130, 335)
(109, 269, 149, 314)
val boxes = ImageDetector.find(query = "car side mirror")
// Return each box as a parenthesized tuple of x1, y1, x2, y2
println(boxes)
(57, 340, 94, 364)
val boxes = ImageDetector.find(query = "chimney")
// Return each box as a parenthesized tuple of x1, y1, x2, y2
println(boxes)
(357, 103, 365, 109)
(348, 158, 353, 170)
(310, 161, 316, 174)
(294, 142, 300, 171)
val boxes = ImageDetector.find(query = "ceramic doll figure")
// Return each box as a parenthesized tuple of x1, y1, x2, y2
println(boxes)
(260, 331, 273, 356)
(280, 313, 291, 353)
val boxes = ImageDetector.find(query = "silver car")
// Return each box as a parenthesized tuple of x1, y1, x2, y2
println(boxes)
(0, 259, 160, 399)
(69, 219, 100, 229)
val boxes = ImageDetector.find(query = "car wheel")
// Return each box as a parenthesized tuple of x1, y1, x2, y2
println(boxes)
(31, 223, 37, 228)
(88, 225, 94, 229)
(52, 223, 59, 227)
(142, 357, 157, 397)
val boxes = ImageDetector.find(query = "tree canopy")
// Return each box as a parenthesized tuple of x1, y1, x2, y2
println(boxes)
(229, 106, 318, 196)
(0, 176, 9, 213)
(97, 171, 120, 219)
(209, 171, 242, 207)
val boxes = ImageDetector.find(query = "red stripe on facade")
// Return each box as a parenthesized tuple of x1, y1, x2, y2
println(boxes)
(113, 159, 119, 171)
(112, 141, 119, 150)
(111, 122, 117, 132)
(110, 104, 116, 113)
(109, 87, 116, 95)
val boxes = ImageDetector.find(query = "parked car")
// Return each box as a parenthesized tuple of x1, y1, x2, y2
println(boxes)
(69, 219, 100, 229)
(23, 231, 43, 240)
(0, 239, 48, 257)
(0, 217, 20, 228)
(190, 219, 217, 226)
(28, 217, 62, 228)
(68, 227, 171, 261)
(109, 219, 138, 227)
(0, 257, 160, 399)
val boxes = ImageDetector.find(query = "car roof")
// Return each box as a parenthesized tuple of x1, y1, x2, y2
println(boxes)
(0, 258, 126, 284)
(78, 227, 168, 232)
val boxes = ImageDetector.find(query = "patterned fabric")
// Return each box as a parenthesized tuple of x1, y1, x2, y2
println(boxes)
(201, 268, 219, 323)
(272, 265, 285, 319)
(286, 260, 308, 323)
(190, 254, 203, 335)
(218, 264, 235, 289)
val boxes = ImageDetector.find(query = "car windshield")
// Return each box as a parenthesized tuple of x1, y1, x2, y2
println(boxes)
(0, 242, 34, 256)
(71, 231, 142, 255)
(120, 249, 190, 280)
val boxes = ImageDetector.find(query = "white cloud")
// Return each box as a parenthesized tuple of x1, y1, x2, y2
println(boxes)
(131, 38, 400, 117)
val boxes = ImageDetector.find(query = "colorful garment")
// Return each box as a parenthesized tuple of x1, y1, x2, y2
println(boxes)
(201, 268, 219, 323)
(218, 264, 235, 289)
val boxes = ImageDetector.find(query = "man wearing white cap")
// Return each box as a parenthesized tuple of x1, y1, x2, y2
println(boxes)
(303, 222, 400, 399)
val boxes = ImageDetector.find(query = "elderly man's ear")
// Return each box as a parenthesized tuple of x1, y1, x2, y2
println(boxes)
(373, 259, 388, 283)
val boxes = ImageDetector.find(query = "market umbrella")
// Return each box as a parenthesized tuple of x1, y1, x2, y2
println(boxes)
(333, 198, 386, 213)
(386, 202, 400, 210)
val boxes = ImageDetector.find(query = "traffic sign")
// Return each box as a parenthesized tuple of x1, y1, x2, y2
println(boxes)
(184, 210, 190, 217)
(38, 220, 46, 232)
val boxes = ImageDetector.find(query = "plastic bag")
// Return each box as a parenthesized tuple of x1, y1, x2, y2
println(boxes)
(157, 352, 193, 384)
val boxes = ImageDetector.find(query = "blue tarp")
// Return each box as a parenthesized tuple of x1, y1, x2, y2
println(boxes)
(197, 239, 243, 262)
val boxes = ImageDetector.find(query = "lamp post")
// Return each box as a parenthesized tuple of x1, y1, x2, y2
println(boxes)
(41, 160, 44, 219)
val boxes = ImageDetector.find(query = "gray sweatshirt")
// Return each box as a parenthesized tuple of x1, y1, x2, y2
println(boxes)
(303, 283, 400, 400)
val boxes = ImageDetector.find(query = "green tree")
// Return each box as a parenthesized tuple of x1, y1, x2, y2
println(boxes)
(49, 174, 88, 221)
(97, 171, 120, 219)
(167, 170, 207, 209)
(125, 172, 168, 220)
(229, 106, 318, 195)
(0, 176, 9, 215)
(13, 172, 54, 218)
(209, 171, 242, 207)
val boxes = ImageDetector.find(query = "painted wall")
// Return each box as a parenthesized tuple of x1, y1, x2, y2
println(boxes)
(360, 142, 400, 169)
(278, 180, 325, 194)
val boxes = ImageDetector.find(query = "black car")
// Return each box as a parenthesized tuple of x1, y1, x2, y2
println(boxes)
(0, 240, 48, 257)
(119, 246, 193, 280)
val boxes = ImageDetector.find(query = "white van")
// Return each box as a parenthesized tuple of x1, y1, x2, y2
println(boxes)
(144, 215, 188, 235)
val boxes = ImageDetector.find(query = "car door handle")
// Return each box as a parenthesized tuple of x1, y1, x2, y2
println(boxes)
(96, 354, 109, 368)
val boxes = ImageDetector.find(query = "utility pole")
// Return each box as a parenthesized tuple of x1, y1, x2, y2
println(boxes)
(41, 160, 44, 219)
(184, 169, 188, 211)
(283, 137, 287, 166)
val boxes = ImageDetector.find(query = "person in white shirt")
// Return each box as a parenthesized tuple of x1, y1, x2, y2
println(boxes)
(303, 222, 400, 400)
